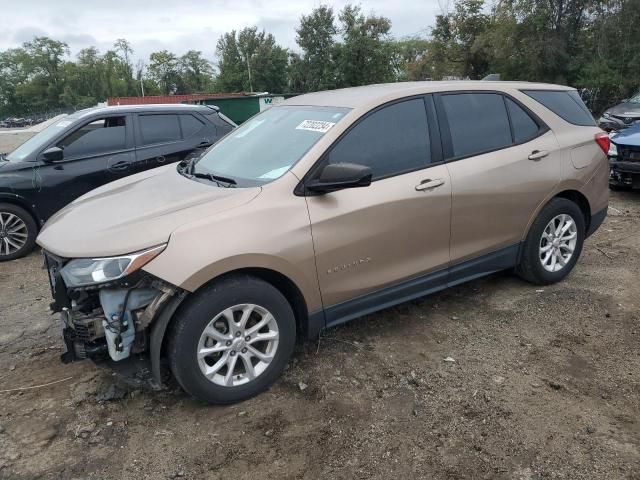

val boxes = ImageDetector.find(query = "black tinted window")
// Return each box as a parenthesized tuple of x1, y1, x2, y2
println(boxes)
(441, 93, 512, 158)
(506, 98, 540, 143)
(57, 117, 126, 158)
(327, 98, 430, 179)
(180, 114, 205, 138)
(522, 90, 595, 126)
(139, 114, 181, 145)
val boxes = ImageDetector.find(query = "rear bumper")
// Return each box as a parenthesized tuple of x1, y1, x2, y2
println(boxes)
(586, 207, 607, 238)
(609, 159, 640, 174)
(609, 159, 640, 187)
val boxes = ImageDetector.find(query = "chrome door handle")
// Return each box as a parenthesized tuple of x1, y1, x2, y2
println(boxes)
(415, 178, 445, 191)
(528, 150, 549, 161)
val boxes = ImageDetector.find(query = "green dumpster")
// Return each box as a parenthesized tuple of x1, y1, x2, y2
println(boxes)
(196, 94, 298, 124)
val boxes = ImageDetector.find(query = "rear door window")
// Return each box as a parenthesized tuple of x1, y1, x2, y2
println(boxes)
(440, 93, 512, 158)
(326, 98, 431, 180)
(522, 90, 596, 126)
(506, 98, 540, 143)
(57, 116, 127, 158)
(139, 114, 181, 145)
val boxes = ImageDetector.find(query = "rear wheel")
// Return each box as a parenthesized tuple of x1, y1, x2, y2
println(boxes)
(517, 198, 585, 285)
(0, 203, 37, 261)
(168, 275, 296, 404)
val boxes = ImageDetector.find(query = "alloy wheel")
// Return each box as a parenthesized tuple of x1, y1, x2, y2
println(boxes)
(539, 214, 578, 272)
(197, 304, 279, 387)
(0, 211, 29, 257)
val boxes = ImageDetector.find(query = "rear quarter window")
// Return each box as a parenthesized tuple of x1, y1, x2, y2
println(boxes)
(522, 90, 596, 127)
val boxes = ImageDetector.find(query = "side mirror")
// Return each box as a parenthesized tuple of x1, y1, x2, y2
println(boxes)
(40, 147, 63, 163)
(305, 162, 372, 194)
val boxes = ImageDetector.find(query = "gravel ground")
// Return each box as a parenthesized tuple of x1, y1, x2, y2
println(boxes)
(0, 191, 639, 480)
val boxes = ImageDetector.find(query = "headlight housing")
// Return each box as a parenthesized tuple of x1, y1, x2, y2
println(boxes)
(602, 112, 611, 119)
(60, 244, 166, 288)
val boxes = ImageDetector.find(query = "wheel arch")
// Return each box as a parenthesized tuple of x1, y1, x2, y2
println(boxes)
(150, 266, 318, 386)
(554, 190, 591, 233)
(0, 195, 41, 229)
(523, 188, 592, 241)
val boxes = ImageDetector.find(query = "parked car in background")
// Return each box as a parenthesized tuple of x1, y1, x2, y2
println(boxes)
(609, 122, 640, 190)
(598, 91, 640, 131)
(37, 81, 609, 404)
(0, 104, 235, 261)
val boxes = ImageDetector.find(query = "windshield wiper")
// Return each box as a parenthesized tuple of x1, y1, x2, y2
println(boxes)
(192, 171, 237, 188)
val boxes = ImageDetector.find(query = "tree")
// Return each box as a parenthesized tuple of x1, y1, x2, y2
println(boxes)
(216, 27, 288, 92)
(390, 38, 432, 81)
(334, 5, 395, 87)
(148, 50, 179, 94)
(290, 6, 338, 92)
(114, 39, 136, 94)
(429, 0, 490, 79)
(20, 37, 70, 111)
(180, 50, 215, 93)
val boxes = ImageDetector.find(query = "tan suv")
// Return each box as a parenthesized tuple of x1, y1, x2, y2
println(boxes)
(37, 81, 609, 404)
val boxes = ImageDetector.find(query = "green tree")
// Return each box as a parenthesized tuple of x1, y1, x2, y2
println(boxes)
(148, 50, 179, 94)
(290, 5, 337, 92)
(429, 0, 490, 79)
(180, 50, 215, 93)
(216, 27, 288, 92)
(390, 38, 432, 81)
(334, 5, 395, 87)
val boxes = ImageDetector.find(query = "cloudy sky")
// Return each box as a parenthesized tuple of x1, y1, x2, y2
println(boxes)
(0, 0, 443, 65)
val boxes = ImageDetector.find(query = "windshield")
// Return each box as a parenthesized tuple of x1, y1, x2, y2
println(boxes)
(629, 92, 640, 104)
(192, 105, 349, 186)
(5, 116, 76, 162)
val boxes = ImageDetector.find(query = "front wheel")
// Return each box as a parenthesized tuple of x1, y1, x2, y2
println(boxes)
(516, 198, 585, 285)
(0, 203, 38, 261)
(168, 275, 296, 404)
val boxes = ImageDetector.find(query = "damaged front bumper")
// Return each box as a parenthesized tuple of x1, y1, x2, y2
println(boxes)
(45, 251, 186, 388)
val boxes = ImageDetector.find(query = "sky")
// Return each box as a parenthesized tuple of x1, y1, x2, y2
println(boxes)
(0, 0, 444, 65)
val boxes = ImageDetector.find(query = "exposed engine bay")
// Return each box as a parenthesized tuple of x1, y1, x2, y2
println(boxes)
(44, 251, 184, 387)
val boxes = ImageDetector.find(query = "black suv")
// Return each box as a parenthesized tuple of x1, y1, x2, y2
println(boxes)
(0, 104, 235, 261)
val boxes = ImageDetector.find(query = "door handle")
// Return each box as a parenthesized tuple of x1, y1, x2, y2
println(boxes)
(110, 161, 131, 171)
(415, 178, 445, 191)
(197, 141, 212, 148)
(528, 150, 549, 161)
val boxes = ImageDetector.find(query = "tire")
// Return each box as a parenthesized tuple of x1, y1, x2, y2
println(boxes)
(168, 275, 296, 404)
(516, 198, 585, 285)
(0, 203, 38, 262)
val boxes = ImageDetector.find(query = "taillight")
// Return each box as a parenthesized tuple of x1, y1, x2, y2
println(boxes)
(595, 132, 610, 154)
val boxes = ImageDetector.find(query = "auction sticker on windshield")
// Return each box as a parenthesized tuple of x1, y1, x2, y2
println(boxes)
(296, 120, 336, 133)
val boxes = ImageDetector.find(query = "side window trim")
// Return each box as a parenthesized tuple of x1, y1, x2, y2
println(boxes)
(503, 95, 517, 144)
(425, 94, 444, 164)
(297, 94, 440, 196)
(434, 90, 550, 163)
(51, 114, 133, 162)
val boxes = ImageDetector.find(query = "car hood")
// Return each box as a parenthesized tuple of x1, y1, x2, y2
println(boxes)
(611, 123, 640, 147)
(37, 164, 261, 258)
(605, 102, 640, 117)
(0, 160, 27, 172)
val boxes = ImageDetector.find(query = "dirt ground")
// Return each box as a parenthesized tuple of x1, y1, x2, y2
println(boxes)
(0, 190, 639, 480)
